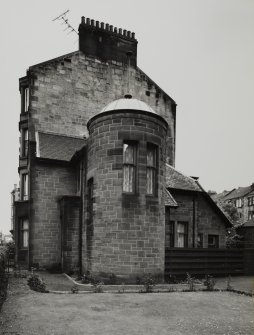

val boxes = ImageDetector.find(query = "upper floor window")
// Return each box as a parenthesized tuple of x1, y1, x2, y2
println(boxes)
(123, 142, 136, 193)
(146, 144, 157, 195)
(21, 173, 28, 200)
(20, 218, 29, 249)
(236, 198, 242, 208)
(248, 196, 254, 206)
(21, 86, 29, 113)
(177, 222, 188, 248)
(208, 235, 219, 248)
(21, 128, 28, 157)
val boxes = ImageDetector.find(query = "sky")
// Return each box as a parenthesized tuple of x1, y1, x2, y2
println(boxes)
(0, 0, 253, 234)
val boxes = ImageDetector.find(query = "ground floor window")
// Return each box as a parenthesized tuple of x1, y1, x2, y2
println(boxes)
(20, 218, 29, 248)
(208, 234, 219, 248)
(197, 233, 203, 248)
(177, 222, 188, 248)
(165, 220, 174, 247)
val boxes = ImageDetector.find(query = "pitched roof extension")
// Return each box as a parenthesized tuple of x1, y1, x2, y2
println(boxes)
(37, 131, 86, 162)
(165, 164, 202, 192)
(165, 189, 178, 207)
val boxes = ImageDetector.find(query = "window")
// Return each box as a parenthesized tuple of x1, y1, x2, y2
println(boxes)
(236, 198, 242, 208)
(177, 222, 188, 248)
(21, 129, 28, 157)
(123, 143, 136, 193)
(208, 235, 219, 248)
(248, 196, 254, 206)
(165, 221, 174, 248)
(248, 211, 254, 220)
(21, 173, 28, 200)
(197, 233, 203, 248)
(20, 218, 29, 248)
(146, 144, 157, 195)
(21, 86, 30, 113)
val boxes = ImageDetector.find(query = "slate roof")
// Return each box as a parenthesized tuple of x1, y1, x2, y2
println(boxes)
(166, 164, 202, 192)
(224, 186, 254, 200)
(37, 131, 86, 162)
(165, 189, 178, 207)
(210, 190, 234, 203)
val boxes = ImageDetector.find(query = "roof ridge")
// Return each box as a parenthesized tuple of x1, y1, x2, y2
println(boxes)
(38, 130, 86, 140)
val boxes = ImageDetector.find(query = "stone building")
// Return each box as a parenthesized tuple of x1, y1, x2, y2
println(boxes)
(13, 17, 230, 279)
(211, 184, 254, 223)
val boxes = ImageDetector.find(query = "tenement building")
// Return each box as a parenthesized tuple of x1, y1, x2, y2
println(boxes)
(13, 17, 230, 279)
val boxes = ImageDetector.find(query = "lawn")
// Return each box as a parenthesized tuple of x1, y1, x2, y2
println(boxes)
(0, 277, 253, 335)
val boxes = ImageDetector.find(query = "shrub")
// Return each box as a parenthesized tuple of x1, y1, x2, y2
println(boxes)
(108, 273, 117, 285)
(141, 274, 156, 293)
(92, 281, 104, 293)
(0, 246, 8, 310)
(71, 285, 79, 294)
(186, 273, 195, 291)
(203, 275, 216, 291)
(27, 274, 47, 293)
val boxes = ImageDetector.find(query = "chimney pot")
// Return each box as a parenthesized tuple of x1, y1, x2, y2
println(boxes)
(106, 23, 109, 30)
(101, 22, 104, 29)
(127, 31, 131, 38)
(86, 18, 90, 25)
(131, 32, 135, 39)
(110, 25, 113, 32)
(114, 27, 117, 33)
(81, 16, 85, 24)
(123, 29, 127, 36)
(119, 28, 122, 35)
(96, 20, 99, 28)
(91, 19, 95, 26)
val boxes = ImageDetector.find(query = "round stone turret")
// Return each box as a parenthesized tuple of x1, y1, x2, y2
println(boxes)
(85, 98, 168, 281)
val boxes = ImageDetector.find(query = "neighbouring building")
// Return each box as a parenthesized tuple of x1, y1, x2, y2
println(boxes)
(211, 184, 254, 224)
(13, 17, 230, 280)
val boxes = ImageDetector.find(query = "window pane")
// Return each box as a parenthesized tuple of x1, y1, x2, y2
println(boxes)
(123, 144, 134, 164)
(23, 231, 29, 248)
(177, 222, 188, 248)
(146, 168, 154, 194)
(147, 148, 155, 167)
(23, 219, 29, 230)
(123, 165, 134, 192)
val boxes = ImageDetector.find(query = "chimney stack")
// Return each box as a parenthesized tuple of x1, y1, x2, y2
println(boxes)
(78, 17, 137, 66)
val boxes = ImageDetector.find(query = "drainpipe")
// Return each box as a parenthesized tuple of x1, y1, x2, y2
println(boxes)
(79, 159, 84, 275)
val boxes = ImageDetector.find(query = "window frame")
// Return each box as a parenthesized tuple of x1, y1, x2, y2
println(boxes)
(165, 220, 175, 248)
(122, 141, 137, 194)
(197, 233, 203, 248)
(146, 143, 157, 196)
(19, 218, 29, 249)
(21, 128, 28, 157)
(208, 234, 219, 248)
(176, 221, 188, 248)
(21, 173, 28, 201)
